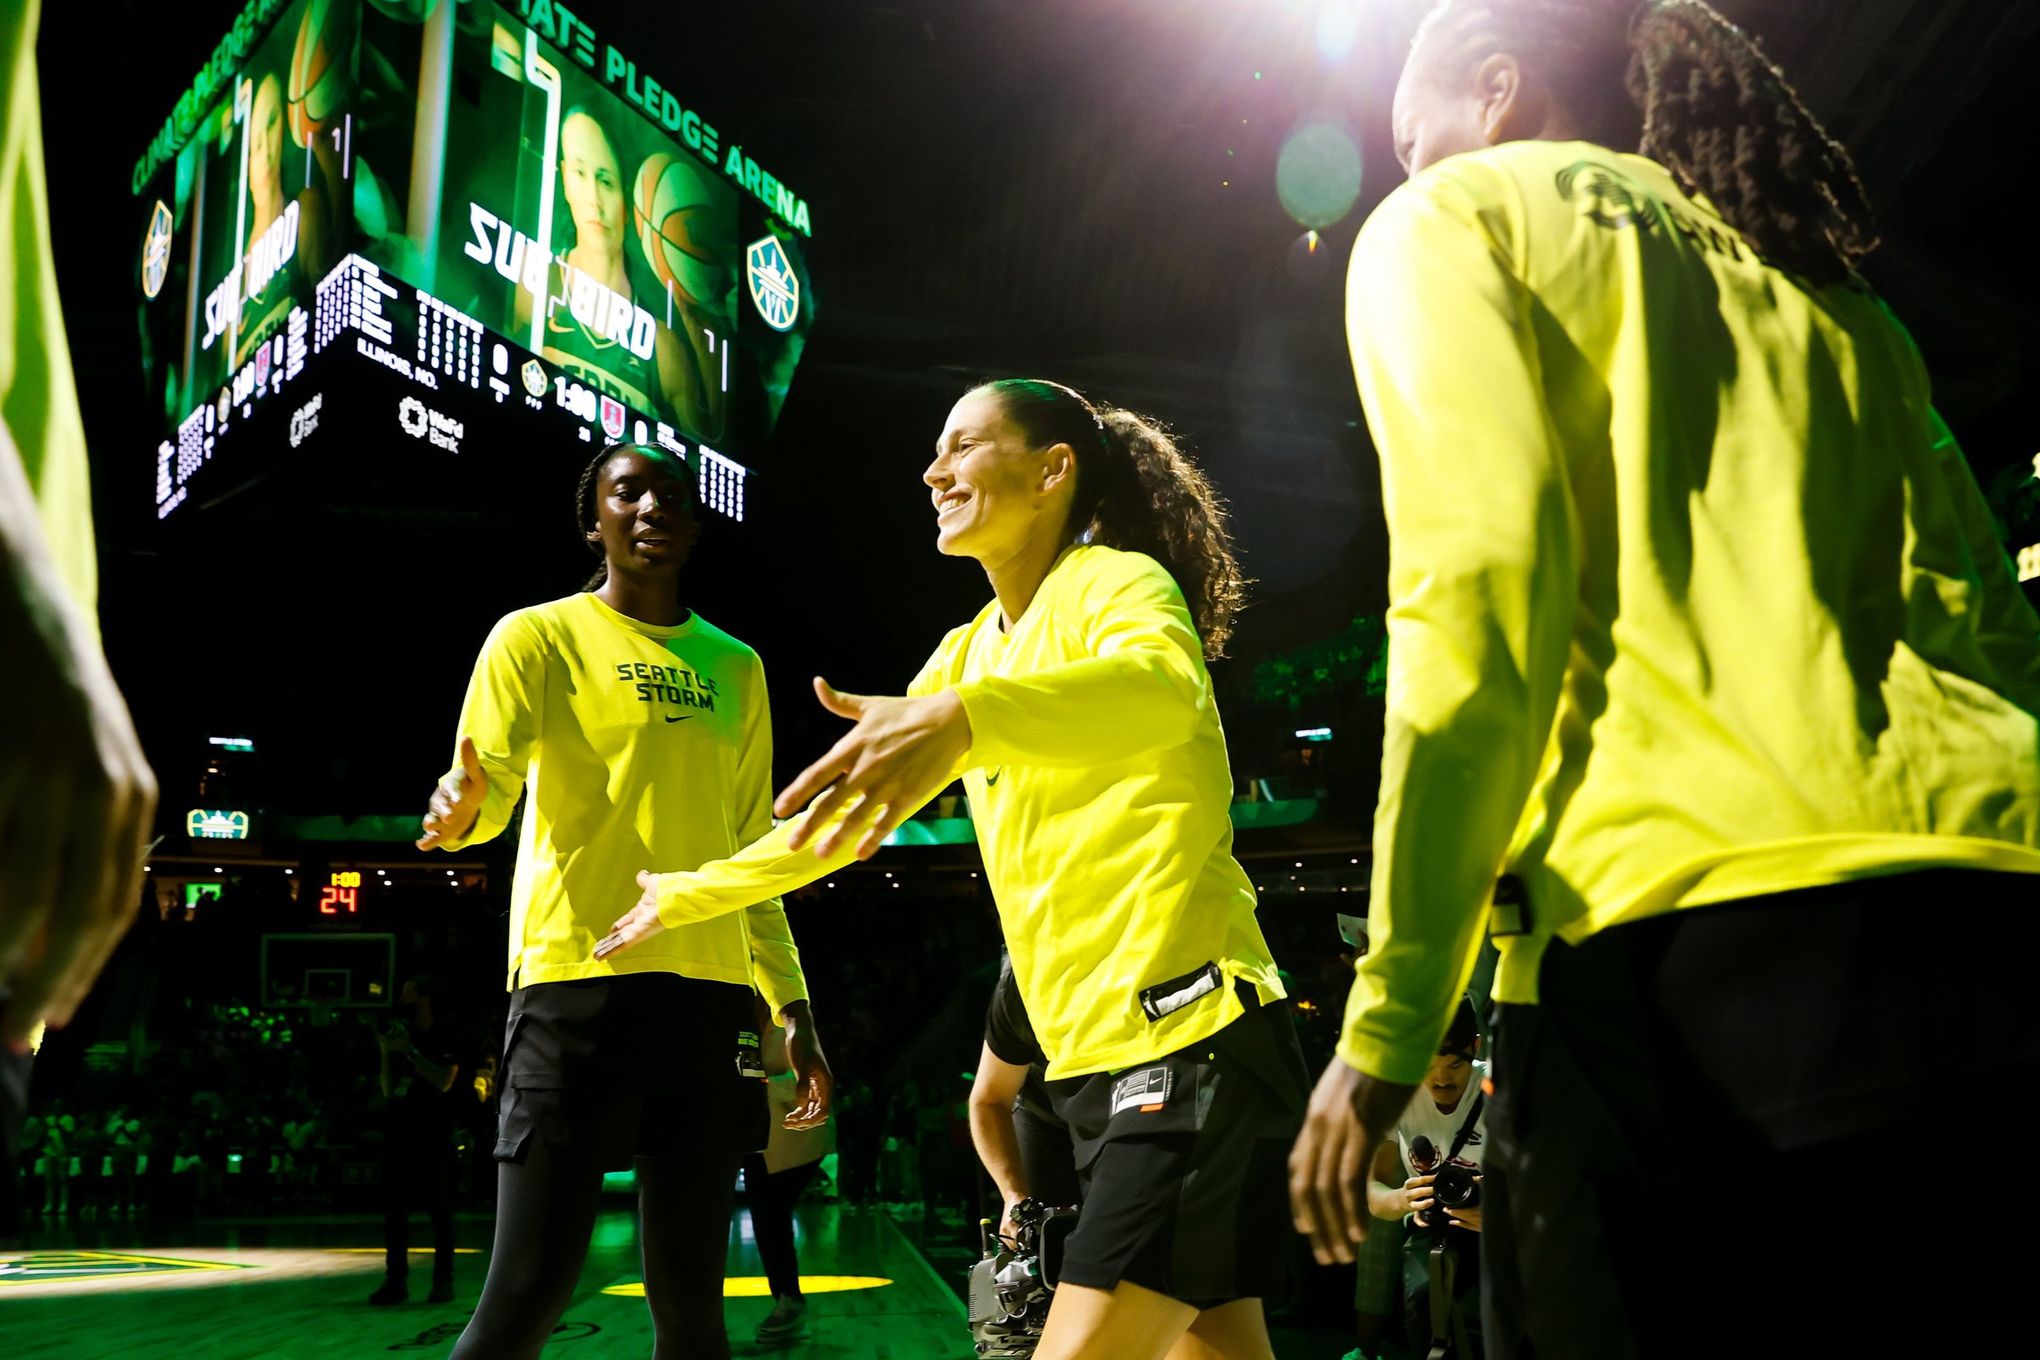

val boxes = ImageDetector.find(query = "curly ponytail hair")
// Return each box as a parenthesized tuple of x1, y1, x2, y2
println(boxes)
(977, 379, 1248, 659)
(1414, 0, 1878, 286)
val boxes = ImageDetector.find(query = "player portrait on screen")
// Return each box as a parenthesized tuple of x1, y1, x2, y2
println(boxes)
(230, 72, 304, 370)
(190, 0, 354, 391)
(509, 103, 734, 443)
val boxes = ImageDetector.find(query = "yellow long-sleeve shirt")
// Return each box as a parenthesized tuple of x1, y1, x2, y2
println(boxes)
(651, 544, 1284, 1079)
(3, 0, 95, 626)
(1341, 140, 2040, 1085)
(433, 592, 806, 1019)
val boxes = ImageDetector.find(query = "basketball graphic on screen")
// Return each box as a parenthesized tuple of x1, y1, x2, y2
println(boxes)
(289, 0, 358, 147)
(633, 154, 732, 310)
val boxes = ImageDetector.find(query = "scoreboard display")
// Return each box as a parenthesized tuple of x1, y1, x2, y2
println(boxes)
(319, 869, 363, 915)
(136, 0, 814, 524)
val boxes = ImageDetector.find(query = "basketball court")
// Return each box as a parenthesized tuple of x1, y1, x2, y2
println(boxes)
(0, 1204, 965, 1359)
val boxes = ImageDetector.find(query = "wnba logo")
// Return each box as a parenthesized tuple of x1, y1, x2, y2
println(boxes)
(746, 236, 800, 332)
(141, 201, 173, 300)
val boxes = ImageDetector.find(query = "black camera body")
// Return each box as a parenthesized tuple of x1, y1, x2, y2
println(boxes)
(968, 1198, 1080, 1359)
(1431, 1161, 1481, 1215)
(1409, 1133, 1481, 1229)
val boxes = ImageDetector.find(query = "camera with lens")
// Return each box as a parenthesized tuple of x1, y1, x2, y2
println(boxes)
(1432, 1161, 1481, 1214)
(1408, 1134, 1481, 1229)
(968, 1197, 1079, 1359)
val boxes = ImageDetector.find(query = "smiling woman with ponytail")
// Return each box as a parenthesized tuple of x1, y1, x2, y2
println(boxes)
(601, 378, 1304, 1359)
(1289, 1, 2040, 1354)
(983, 377, 1248, 658)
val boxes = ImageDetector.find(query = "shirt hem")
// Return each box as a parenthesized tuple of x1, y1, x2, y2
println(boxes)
(1040, 965, 1286, 1081)
(510, 957, 756, 991)
(1492, 835, 2040, 1006)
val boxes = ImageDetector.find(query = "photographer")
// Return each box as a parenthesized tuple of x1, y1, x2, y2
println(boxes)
(1366, 999, 1485, 1359)
(967, 957, 1081, 1358)
(371, 975, 462, 1306)
(971, 956, 1080, 1239)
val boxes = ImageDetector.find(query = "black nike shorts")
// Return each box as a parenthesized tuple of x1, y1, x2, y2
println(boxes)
(494, 973, 769, 1170)
(1045, 984, 1308, 1308)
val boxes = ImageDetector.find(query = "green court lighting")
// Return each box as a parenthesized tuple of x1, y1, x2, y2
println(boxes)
(603, 1276, 893, 1298)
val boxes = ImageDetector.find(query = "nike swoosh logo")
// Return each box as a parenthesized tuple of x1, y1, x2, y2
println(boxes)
(664, 714, 693, 724)
(984, 769, 1001, 787)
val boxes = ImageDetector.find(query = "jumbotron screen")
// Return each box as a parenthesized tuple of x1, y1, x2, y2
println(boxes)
(135, 0, 814, 523)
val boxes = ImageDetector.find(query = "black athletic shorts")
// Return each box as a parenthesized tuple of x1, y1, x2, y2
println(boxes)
(1045, 983, 1308, 1308)
(494, 973, 769, 1170)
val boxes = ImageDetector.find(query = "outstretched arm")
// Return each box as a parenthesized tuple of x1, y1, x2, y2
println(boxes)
(597, 653, 964, 955)
(773, 562, 1211, 860)
(418, 613, 548, 853)
(1292, 164, 1576, 1265)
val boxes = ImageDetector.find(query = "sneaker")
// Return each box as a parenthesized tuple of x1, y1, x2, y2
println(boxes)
(368, 1278, 408, 1306)
(427, 1279, 455, 1304)
(755, 1295, 809, 1343)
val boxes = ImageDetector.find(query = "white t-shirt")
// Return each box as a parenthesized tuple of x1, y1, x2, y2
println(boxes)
(1395, 1060, 1488, 1185)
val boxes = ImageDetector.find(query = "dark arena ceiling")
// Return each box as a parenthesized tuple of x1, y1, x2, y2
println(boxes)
(37, 0, 2040, 819)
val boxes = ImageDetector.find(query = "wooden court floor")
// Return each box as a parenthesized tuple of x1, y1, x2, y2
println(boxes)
(0, 1204, 969, 1359)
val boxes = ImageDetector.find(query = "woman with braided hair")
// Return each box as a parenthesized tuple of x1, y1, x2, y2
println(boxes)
(417, 442, 832, 1358)
(1289, 2, 2040, 1354)
(602, 379, 1307, 1359)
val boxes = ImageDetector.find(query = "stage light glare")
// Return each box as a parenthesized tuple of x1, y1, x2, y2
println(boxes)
(1316, 0, 1360, 62)
(1277, 121, 1363, 229)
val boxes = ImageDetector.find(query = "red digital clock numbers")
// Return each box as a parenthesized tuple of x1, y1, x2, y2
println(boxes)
(321, 870, 364, 915)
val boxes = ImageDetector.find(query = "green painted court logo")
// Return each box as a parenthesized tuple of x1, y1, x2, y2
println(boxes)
(0, 1250, 246, 1285)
